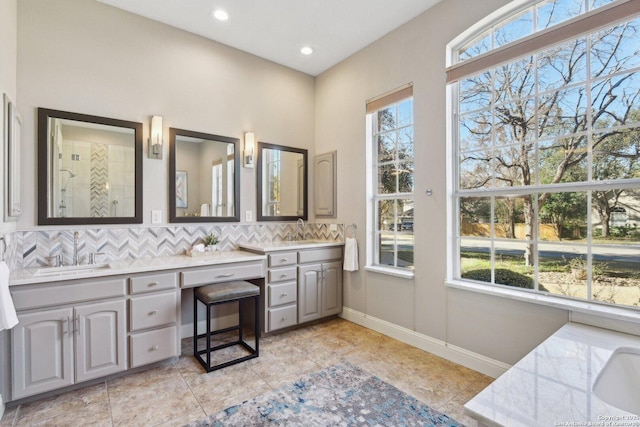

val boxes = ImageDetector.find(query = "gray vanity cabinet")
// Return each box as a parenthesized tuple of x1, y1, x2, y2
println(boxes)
(12, 299, 126, 399)
(128, 272, 180, 368)
(252, 244, 343, 333)
(298, 260, 342, 323)
(11, 308, 74, 399)
(265, 252, 298, 332)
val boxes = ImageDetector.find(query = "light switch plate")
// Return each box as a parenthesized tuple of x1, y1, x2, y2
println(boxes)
(245, 210, 253, 222)
(151, 210, 161, 224)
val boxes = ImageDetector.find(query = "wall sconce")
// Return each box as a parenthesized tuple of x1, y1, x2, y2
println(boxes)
(243, 132, 255, 168)
(149, 115, 163, 160)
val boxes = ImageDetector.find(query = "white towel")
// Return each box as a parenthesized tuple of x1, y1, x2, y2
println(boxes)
(343, 237, 359, 272)
(200, 203, 210, 216)
(0, 261, 18, 331)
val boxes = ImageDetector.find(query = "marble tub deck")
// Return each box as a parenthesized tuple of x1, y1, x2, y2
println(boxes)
(0, 318, 493, 426)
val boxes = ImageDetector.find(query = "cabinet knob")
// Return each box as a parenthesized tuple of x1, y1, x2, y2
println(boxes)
(148, 310, 158, 316)
(148, 281, 159, 287)
(150, 345, 159, 351)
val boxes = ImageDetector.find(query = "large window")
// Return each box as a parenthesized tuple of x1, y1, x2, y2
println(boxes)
(449, 0, 640, 309)
(367, 85, 414, 272)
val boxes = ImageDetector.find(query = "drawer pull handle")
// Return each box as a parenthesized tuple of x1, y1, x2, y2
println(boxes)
(62, 318, 68, 335)
(150, 345, 159, 351)
(148, 310, 158, 315)
(282, 292, 288, 297)
(217, 273, 234, 278)
(148, 281, 159, 287)
(282, 317, 287, 321)
(281, 258, 288, 262)
(281, 273, 288, 277)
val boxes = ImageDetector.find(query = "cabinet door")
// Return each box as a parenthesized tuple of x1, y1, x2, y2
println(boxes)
(298, 264, 322, 323)
(12, 308, 74, 399)
(314, 151, 336, 217)
(322, 261, 343, 317)
(75, 300, 127, 383)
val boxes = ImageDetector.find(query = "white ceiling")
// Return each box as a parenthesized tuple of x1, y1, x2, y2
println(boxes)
(97, 0, 442, 76)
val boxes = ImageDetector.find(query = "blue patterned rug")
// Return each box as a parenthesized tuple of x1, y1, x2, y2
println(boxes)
(186, 363, 464, 426)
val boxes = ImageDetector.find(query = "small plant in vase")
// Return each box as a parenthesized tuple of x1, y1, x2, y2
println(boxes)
(203, 233, 219, 251)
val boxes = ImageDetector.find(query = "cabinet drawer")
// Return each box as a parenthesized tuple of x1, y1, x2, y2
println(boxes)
(268, 267, 296, 284)
(268, 305, 297, 331)
(12, 279, 126, 311)
(130, 325, 178, 368)
(181, 261, 264, 287)
(129, 273, 177, 294)
(298, 247, 343, 264)
(130, 291, 178, 332)
(268, 282, 297, 307)
(268, 252, 297, 267)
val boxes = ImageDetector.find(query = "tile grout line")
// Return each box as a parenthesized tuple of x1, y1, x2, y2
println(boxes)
(105, 380, 115, 427)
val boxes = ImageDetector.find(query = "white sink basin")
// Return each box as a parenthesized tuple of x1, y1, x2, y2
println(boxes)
(593, 347, 640, 415)
(34, 263, 112, 276)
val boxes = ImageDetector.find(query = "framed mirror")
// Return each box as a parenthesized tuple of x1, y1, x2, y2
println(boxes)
(257, 142, 308, 221)
(37, 108, 143, 225)
(169, 128, 240, 222)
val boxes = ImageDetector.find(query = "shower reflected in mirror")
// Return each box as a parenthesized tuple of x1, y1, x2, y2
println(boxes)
(58, 168, 76, 217)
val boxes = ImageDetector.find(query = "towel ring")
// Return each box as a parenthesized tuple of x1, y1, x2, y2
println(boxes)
(346, 223, 357, 239)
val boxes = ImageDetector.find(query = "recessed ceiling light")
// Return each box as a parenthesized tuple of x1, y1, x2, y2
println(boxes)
(300, 46, 314, 55)
(212, 9, 229, 21)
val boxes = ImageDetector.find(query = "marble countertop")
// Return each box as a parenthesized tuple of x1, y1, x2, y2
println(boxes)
(239, 239, 344, 252)
(464, 322, 640, 426)
(10, 250, 266, 286)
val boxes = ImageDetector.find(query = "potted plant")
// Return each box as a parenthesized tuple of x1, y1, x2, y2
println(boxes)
(203, 233, 219, 251)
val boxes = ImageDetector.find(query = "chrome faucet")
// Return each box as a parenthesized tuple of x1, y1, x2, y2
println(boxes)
(296, 218, 305, 241)
(73, 231, 79, 266)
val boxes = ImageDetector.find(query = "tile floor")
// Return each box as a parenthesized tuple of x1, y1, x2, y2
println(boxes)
(0, 318, 493, 426)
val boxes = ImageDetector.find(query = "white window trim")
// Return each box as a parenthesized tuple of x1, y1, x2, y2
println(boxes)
(446, 0, 640, 315)
(446, 278, 640, 325)
(365, 87, 415, 277)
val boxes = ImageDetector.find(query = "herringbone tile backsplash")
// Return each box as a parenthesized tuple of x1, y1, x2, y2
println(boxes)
(4, 223, 344, 269)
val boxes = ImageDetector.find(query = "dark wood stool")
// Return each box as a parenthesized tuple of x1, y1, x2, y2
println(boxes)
(193, 280, 260, 372)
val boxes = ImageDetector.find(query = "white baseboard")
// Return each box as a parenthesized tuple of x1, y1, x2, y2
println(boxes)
(0, 394, 4, 421)
(340, 307, 510, 379)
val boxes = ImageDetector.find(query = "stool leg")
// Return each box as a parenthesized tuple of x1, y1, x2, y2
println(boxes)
(193, 291, 197, 358)
(254, 294, 259, 355)
(206, 302, 211, 370)
(238, 299, 244, 343)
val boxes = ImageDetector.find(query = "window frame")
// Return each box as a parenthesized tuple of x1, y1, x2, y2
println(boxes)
(366, 85, 415, 277)
(446, 0, 640, 314)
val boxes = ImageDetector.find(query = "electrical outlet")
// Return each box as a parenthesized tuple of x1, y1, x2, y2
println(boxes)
(245, 210, 253, 222)
(330, 224, 338, 231)
(151, 210, 161, 224)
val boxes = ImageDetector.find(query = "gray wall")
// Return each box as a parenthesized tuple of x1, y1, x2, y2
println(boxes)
(314, 0, 570, 366)
(0, 0, 18, 406)
(16, 0, 316, 230)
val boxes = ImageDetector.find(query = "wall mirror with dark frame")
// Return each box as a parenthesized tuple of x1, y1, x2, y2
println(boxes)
(257, 142, 308, 221)
(169, 128, 240, 222)
(37, 108, 143, 225)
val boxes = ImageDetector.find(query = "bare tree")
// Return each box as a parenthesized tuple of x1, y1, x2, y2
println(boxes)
(460, 18, 640, 266)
